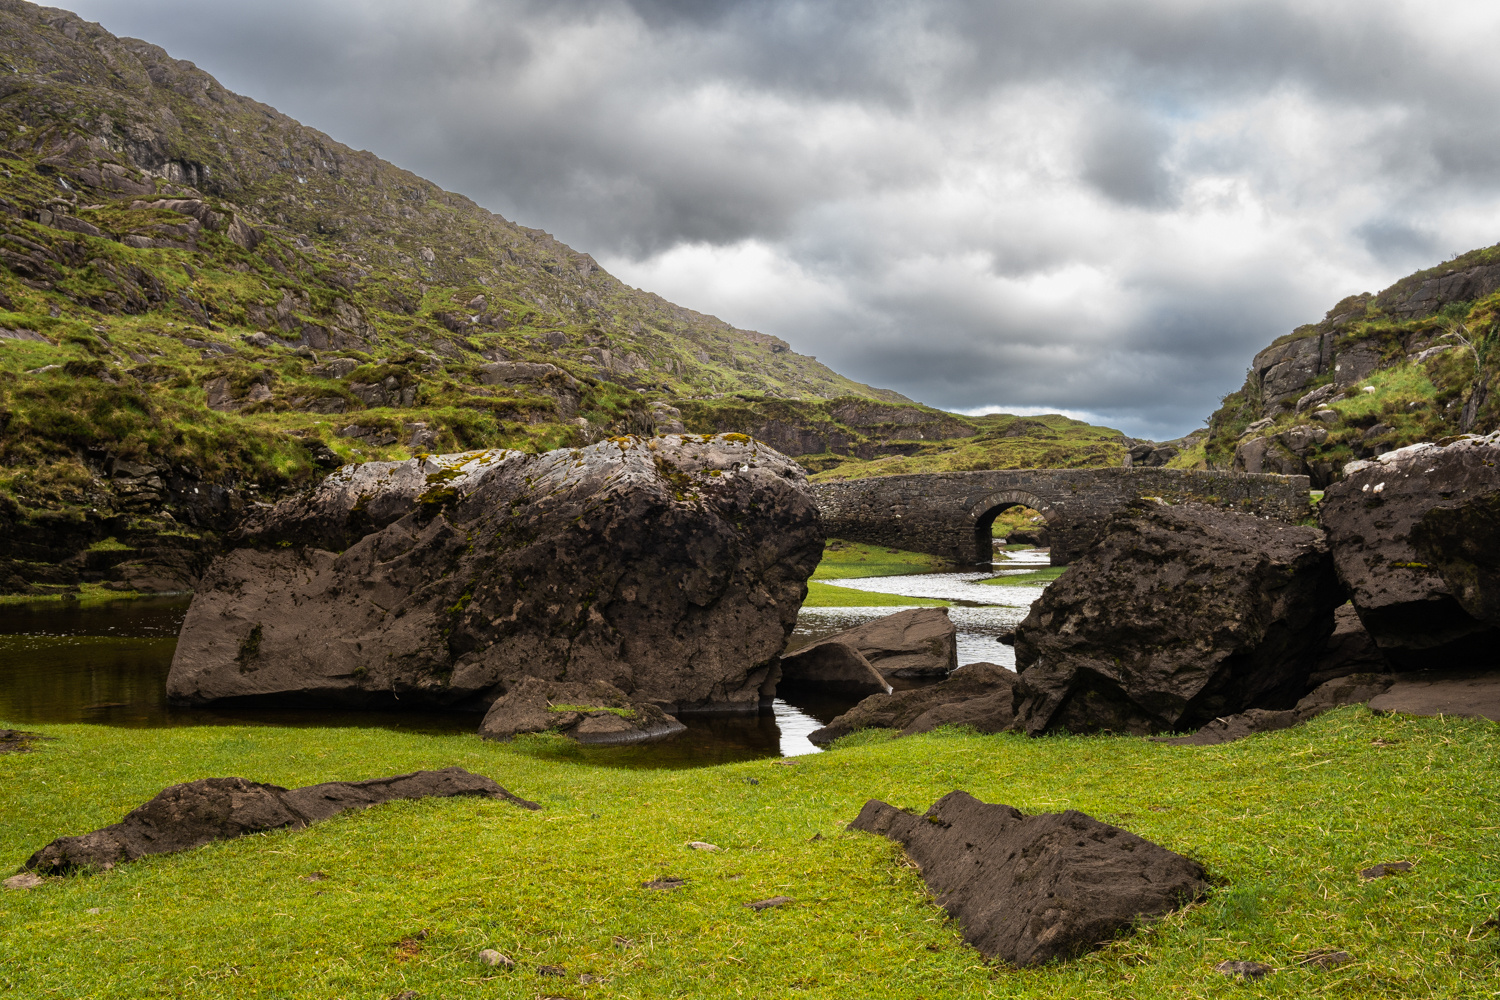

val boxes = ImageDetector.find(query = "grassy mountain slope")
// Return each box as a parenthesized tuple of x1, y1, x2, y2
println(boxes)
(1198, 243, 1500, 485)
(0, 1, 1129, 594)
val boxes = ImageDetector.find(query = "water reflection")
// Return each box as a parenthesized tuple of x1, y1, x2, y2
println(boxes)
(0, 549, 1053, 764)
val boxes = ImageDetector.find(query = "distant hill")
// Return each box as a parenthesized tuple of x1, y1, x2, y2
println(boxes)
(1192, 244, 1500, 486)
(0, 1, 1128, 594)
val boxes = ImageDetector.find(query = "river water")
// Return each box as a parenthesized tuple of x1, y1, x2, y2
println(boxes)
(0, 549, 1053, 766)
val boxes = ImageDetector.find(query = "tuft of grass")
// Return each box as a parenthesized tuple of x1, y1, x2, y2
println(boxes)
(810, 540, 955, 580)
(0, 711, 1496, 997)
(803, 581, 950, 608)
(548, 704, 636, 719)
(981, 566, 1070, 587)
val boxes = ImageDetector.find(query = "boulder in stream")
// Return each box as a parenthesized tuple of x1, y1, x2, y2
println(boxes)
(1320, 434, 1500, 668)
(1012, 502, 1345, 736)
(478, 677, 686, 744)
(167, 435, 822, 716)
(781, 608, 956, 683)
(808, 662, 1016, 745)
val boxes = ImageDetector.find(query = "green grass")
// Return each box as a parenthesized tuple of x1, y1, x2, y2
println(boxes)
(549, 705, 636, 719)
(0, 582, 145, 606)
(2, 711, 1497, 997)
(810, 540, 954, 581)
(803, 581, 949, 608)
(1326, 364, 1437, 421)
(980, 566, 1070, 587)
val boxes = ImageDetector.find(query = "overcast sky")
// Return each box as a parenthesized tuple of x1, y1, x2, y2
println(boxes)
(56, 0, 1500, 438)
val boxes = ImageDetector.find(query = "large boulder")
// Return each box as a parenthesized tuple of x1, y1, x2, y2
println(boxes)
(478, 677, 686, 744)
(807, 662, 1016, 745)
(167, 435, 823, 715)
(25, 768, 537, 874)
(1012, 503, 1345, 735)
(1321, 435, 1500, 668)
(781, 608, 957, 683)
(849, 791, 1209, 966)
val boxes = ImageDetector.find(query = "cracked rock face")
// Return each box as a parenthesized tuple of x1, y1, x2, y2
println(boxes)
(1320, 434, 1500, 668)
(166, 434, 823, 714)
(1012, 503, 1345, 735)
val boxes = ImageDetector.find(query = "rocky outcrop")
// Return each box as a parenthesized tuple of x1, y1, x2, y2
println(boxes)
(167, 435, 823, 715)
(1012, 503, 1345, 736)
(808, 662, 1016, 745)
(849, 792, 1209, 966)
(1320, 435, 1500, 668)
(478, 677, 686, 744)
(782, 608, 957, 684)
(24, 768, 538, 874)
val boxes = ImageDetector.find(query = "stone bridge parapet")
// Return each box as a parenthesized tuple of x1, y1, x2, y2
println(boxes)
(812, 467, 1310, 565)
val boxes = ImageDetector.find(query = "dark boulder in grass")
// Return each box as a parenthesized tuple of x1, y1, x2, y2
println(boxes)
(782, 608, 957, 684)
(167, 435, 822, 716)
(1012, 503, 1345, 736)
(1320, 434, 1500, 669)
(478, 677, 686, 744)
(807, 662, 1016, 745)
(24, 767, 538, 874)
(849, 791, 1209, 966)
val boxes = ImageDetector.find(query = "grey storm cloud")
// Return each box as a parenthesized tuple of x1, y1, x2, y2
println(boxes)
(54, 0, 1500, 438)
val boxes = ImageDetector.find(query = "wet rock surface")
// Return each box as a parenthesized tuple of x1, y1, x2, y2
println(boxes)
(167, 435, 822, 715)
(24, 767, 538, 874)
(850, 791, 1209, 966)
(784, 608, 957, 683)
(808, 662, 1016, 745)
(478, 677, 686, 744)
(1320, 434, 1500, 668)
(1013, 503, 1345, 735)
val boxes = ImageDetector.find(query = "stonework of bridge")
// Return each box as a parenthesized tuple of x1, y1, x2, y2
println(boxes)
(812, 467, 1311, 565)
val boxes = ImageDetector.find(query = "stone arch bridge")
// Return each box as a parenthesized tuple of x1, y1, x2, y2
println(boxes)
(812, 467, 1310, 565)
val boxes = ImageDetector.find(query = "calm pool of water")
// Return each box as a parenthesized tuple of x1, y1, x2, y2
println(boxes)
(0, 550, 1050, 766)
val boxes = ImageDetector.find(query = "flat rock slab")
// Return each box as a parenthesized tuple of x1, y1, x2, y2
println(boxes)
(849, 791, 1209, 966)
(783, 607, 957, 682)
(25, 767, 538, 874)
(1152, 672, 1400, 746)
(1368, 672, 1500, 722)
(808, 662, 1016, 746)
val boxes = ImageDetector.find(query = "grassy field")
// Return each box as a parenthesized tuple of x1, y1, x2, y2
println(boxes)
(2, 710, 1497, 998)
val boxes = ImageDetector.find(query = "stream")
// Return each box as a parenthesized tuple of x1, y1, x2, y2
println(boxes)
(0, 550, 1054, 766)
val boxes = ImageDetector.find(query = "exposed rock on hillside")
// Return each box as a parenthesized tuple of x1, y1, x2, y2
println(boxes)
(25, 767, 537, 874)
(167, 435, 822, 714)
(1012, 503, 1345, 735)
(1319, 434, 1500, 668)
(1203, 244, 1500, 484)
(807, 662, 1017, 745)
(849, 791, 1209, 966)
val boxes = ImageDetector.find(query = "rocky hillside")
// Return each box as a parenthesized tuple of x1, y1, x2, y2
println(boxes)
(0, 2, 1138, 595)
(1197, 243, 1500, 486)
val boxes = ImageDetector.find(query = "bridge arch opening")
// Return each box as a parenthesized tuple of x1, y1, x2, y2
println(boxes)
(969, 490, 1053, 565)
